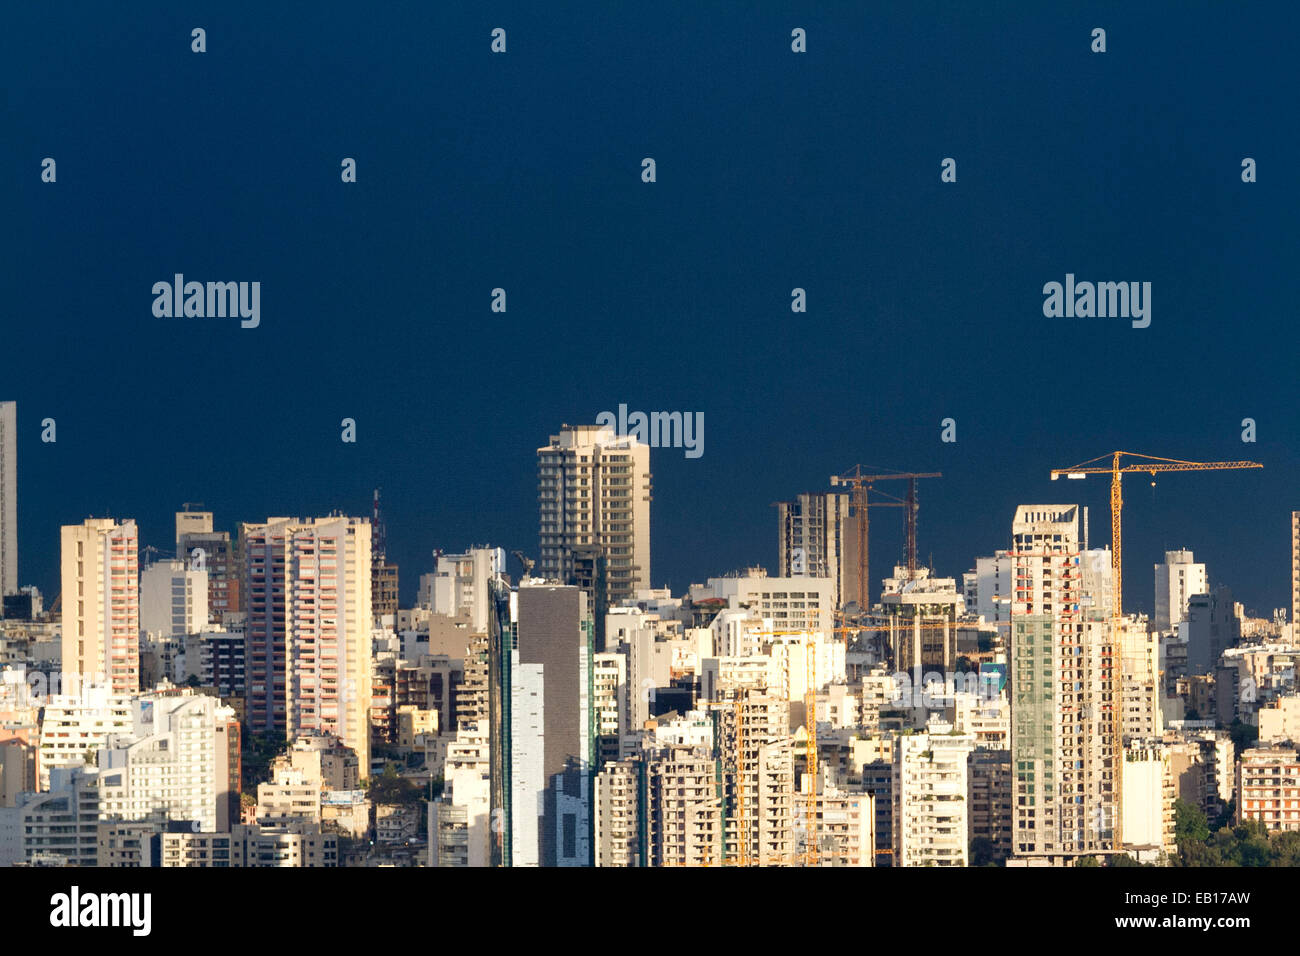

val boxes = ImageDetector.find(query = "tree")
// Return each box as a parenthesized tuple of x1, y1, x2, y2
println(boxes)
(1228, 720, 1258, 754)
(240, 728, 288, 793)
(969, 836, 999, 867)
(368, 763, 422, 807)
(1174, 798, 1209, 846)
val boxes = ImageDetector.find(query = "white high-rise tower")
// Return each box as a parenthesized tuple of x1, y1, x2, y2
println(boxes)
(0, 401, 15, 598)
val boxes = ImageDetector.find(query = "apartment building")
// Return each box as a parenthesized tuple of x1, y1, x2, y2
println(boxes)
(176, 523, 241, 626)
(893, 724, 974, 867)
(594, 757, 642, 867)
(425, 546, 506, 633)
(1236, 746, 1300, 833)
(718, 692, 795, 865)
(60, 518, 140, 694)
(968, 748, 1013, 863)
(1121, 742, 1176, 861)
(256, 767, 322, 824)
(140, 559, 208, 640)
(690, 571, 834, 634)
(807, 786, 874, 866)
(430, 724, 492, 867)
(97, 822, 159, 867)
(1292, 512, 1300, 632)
(161, 822, 338, 867)
(645, 747, 723, 867)
(1154, 549, 1207, 632)
(1119, 616, 1162, 741)
(97, 691, 237, 832)
(241, 515, 373, 770)
(37, 688, 133, 789)
(14, 766, 101, 866)
(538, 424, 652, 605)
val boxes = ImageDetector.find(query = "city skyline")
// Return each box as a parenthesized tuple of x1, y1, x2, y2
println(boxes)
(3, 3, 1299, 903)
(0, 406, 1286, 618)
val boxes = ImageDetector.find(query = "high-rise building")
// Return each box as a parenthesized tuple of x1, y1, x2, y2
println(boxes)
(893, 723, 974, 866)
(1185, 586, 1240, 676)
(1008, 505, 1119, 865)
(1153, 549, 1207, 633)
(968, 748, 1013, 864)
(1118, 617, 1162, 741)
(776, 492, 852, 610)
(177, 526, 241, 625)
(969, 552, 1013, 636)
(717, 691, 795, 866)
(240, 516, 373, 770)
(430, 724, 492, 867)
(509, 584, 594, 867)
(593, 756, 643, 867)
(1120, 742, 1176, 861)
(370, 489, 399, 623)
(140, 559, 209, 640)
(175, 510, 213, 552)
(15, 766, 101, 866)
(60, 518, 140, 694)
(538, 424, 652, 606)
(1293, 512, 1300, 631)
(645, 747, 725, 866)
(0, 401, 15, 599)
(426, 546, 506, 633)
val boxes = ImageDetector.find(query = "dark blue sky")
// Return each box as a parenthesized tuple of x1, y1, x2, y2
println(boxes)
(4, 3, 1297, 616)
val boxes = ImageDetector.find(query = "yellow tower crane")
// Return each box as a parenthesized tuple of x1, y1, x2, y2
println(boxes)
(1048, 451, 1262, 618)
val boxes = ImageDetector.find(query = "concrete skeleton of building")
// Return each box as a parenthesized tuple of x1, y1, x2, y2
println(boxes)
(776, 492, 855, 611)
(1008, 505, 1119, 865)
